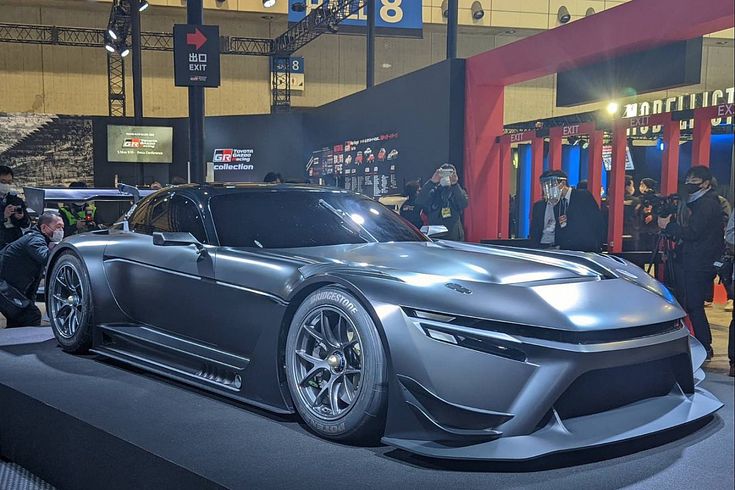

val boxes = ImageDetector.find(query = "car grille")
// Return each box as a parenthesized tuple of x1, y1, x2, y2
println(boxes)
(553, 354, 693, 420)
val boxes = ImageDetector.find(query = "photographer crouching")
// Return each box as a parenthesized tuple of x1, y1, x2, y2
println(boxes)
(657, 166, 724, 359)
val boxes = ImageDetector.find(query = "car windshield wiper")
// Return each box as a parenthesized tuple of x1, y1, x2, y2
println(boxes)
(318, 199, 378, 243)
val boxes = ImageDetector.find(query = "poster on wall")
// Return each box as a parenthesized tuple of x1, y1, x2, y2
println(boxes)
(0, 113, 94, 188)
(107, 125, 173, 163)
(602, 145, 635, 171)
(306, 131, 399, 198)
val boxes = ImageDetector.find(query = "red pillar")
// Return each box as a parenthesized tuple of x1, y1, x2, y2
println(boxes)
(462, 79, 505, 242)
(607, 129, 627, 253)
(498, 141, 512, 238)
(661, 120, 680, 196)
(531, 137, 544, 204)
(548, 135, 562, 170)
(588, 130, 604, 205)
(691, 113, 712, 166)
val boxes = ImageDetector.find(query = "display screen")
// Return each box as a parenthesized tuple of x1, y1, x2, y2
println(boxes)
(602, 145, 635, 171)
(306, 131, 400, 198)
(107, 125, 173, 163)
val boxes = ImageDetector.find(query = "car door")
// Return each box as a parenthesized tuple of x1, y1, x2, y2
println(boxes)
(104, 192, 219, 343)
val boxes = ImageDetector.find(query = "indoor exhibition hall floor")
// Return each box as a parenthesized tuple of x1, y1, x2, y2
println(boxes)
(0, 306, 733, 490)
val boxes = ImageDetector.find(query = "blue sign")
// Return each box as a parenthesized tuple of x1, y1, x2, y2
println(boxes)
(288, 1, 422, 37)
(271, 56, 305, 74)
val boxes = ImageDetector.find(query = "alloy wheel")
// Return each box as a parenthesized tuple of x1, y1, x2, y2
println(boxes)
(50, 263, 85, 339)
(291, 306, 364, 420)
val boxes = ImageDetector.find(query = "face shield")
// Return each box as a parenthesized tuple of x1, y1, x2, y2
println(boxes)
(541, 177, 566, 205)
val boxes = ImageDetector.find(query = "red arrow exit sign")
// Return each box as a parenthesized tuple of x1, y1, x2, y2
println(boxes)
(174, 24, 221, 87)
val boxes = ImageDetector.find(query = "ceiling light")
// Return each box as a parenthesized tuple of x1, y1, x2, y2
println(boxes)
(120, 47, 130, 57)
(606, 101, 619, 114)
(108, 29, 118, 40)
(471, 1, 484, 20)
(263, 0, 276, 7)
(105, 44, 116, 53)
(582, 140, 589, 149)
(139, 0, 149, 12)
(381, 63, 392, 69)
(291, 1, 306, 12)
(557, 6, 571, 24)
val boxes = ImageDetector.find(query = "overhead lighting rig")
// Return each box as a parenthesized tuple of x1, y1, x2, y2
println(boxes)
(105, 0, 150, 57)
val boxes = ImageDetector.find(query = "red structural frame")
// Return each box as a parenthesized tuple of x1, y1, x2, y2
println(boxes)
(463, 0, 734, 244)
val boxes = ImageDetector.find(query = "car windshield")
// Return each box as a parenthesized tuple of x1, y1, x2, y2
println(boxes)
(210, 190, 427, 248)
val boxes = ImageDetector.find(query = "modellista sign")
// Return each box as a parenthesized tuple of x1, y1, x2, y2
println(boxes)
(624, 86, 734, 134)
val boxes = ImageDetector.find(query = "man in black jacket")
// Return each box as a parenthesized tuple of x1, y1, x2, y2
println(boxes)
(0, 165, 31, 247)
(658, 166, 725, 358)
(529, 170, 603, 252)
(417, 164, 468, 241)
(0, 212, 64, 327)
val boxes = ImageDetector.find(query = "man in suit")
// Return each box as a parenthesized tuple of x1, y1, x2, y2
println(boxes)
(529, 170, 604, 252)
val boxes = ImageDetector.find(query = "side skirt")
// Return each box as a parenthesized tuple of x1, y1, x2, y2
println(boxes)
(92, 324, 293, 415)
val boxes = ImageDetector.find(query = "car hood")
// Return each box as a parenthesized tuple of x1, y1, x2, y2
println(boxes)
(281, 241, 604, 286)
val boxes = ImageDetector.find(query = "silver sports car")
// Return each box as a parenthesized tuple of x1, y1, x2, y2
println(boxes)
(46, 184, 722, 460)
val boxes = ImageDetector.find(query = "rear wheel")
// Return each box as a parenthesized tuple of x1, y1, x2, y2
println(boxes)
(47, 252, 94, 353)
(285, 286, 387, 443)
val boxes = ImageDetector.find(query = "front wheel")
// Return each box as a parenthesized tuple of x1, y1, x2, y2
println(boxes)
(285, 286, 387, 444)
(47, 252, 94, 353)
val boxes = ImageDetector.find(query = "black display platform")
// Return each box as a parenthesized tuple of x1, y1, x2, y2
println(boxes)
(1, 327, 733, 490)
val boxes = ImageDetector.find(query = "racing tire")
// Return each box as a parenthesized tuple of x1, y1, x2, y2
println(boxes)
(47, 252, 94, 353)
(285, 286, 388, 444)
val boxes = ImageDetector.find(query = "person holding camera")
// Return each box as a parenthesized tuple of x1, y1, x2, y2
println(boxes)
(0, 165, 31, 248)
(636, 178, 660, 251)
(417, 164, 468, 241)
(529, 170, 604, 252)
(0, 212, 64, 327)
(658, 166, 724, 359)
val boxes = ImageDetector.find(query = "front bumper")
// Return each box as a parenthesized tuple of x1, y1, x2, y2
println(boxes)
(377, 306, 722, 461)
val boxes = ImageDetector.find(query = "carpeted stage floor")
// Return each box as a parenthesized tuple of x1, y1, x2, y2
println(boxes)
(0, 327, 732, 490)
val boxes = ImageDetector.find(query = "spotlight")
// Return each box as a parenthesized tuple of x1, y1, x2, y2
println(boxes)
(585, 7, 595, 17)
(263, 0, 276, 7)
(139, 0, 149, 12)
(108, 29, 118, 40)
(557, 6, 571, 24)
(606, 101, 619, 114)
(105, 44, 116, 53)
(120, 46, 130, 57)
(471, 1, 484, 20)
(441, 0, 449, 18)
(291, 1, 306, 12)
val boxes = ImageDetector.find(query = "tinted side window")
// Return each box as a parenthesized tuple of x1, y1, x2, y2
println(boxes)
(128, 200, 151, 234)
(130, 194, 206, 243)
(168, 196, 207, 243)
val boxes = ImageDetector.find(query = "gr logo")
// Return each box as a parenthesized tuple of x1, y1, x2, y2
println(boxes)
(213, 149, 233, 162)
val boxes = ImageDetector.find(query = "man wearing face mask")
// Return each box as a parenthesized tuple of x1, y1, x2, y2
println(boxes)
(529, 170, 603, 252)
(658, 166, 724, 359)
(0, 165, 31, 248)
(0, 212, 64, 327)
(417, 164, 469, 241)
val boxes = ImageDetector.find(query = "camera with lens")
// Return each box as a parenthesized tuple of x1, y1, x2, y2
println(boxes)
(641, 193, 679, 218)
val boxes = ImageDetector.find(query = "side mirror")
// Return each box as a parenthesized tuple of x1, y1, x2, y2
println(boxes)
(153, 232, 207, 256)
(420, 225, 449, 239)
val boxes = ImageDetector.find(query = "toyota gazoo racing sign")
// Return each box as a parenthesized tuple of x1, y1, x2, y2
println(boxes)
(212, 148, 255, 171)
